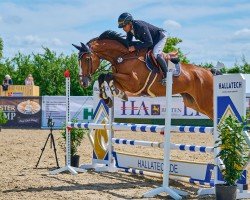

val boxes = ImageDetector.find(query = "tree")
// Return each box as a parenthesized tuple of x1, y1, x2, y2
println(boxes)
(0, 36, 248, 96)
(225, 56, 250, 74)
(198, 62, 214, 69)
(163, 37, 190, 63)
(237, 56, 250, 74)
(0, 47, 108, 96)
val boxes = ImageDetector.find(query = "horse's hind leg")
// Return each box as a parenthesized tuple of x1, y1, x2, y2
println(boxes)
(105, 73, 128, 101)
(98, 74, 113, 107)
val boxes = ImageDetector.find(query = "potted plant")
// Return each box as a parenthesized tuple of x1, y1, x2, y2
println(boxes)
(215, 115, 249, 200)
(0, 110, 8, 132)
(60, 118, 87, 167)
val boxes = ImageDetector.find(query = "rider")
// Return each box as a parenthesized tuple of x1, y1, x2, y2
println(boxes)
(118, 12, 168, 84)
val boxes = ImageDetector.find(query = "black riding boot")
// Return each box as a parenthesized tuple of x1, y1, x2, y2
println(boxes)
(156, 54, 168, 85)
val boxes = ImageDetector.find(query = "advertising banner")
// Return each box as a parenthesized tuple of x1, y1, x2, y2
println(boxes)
(92, 81, 209, 119)
(0, 97, 42, 128)
(41, 96, 93, 128)
(113, 96, 208, 119)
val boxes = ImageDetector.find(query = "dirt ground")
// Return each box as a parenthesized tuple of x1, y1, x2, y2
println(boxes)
(0, 129, 249, 200)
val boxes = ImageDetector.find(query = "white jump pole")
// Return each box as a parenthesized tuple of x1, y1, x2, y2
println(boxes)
(50, 70, 86, 175)
(95, 96, 118, 172)
(143, 71, 187, 199)
(108, 97, 117, 172)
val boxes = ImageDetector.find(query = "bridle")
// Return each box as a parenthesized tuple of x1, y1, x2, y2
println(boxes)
(78, 46, 112, 81)
(78, 43, 141, 80)
(78, 50, 94, 81)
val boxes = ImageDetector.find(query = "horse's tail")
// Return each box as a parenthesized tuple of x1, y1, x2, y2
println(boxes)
(210, 68, 222, 75)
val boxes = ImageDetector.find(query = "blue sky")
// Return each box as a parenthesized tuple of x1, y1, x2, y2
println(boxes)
(0, 0, 250, 66)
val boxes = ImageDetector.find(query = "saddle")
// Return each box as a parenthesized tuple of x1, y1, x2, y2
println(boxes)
(145, 50, 181, 77)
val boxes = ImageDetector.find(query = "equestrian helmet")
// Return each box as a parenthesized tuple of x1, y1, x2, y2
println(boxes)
(118, 12, 133, 28)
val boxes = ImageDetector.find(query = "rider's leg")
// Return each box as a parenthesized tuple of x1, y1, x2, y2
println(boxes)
(153, 34, 168, 84)
(156, 54, 167, 78)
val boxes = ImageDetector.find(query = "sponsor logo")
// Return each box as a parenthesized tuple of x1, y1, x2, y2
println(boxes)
(137, 159, 178, 173)
(83, 108, 93, 120)
(121, 100, 149, 115)
(0, 105, 16, 120)
(17, 100, 41, 114)
(151, 104, 160, 115)
(218, 81, 242, 89)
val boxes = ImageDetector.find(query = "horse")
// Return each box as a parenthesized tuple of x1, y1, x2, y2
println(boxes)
(73, 30, 217, 120)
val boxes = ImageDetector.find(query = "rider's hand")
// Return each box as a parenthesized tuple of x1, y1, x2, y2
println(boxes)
(128, 46, 136, 52)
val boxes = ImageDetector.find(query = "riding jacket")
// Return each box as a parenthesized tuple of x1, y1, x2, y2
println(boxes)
(126, 20, 165, 50)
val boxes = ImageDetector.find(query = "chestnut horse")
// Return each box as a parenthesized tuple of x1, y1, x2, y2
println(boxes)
(73, 31, 218, 119)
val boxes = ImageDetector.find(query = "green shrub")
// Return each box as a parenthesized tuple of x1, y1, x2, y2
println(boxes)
(60, 118, 88, 156)
(216, 115, 249, 185)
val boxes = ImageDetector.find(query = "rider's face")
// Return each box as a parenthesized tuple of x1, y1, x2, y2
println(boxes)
(123, 23, 132, 33)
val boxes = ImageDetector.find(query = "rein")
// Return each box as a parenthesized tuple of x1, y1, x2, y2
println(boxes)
(78, 44, 144, 78)
(115, 50, 145, 65)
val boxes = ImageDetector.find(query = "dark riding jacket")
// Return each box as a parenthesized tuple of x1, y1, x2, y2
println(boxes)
(126, 20, 165, 50)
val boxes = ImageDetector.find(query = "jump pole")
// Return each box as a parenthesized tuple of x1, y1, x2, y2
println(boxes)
(50, 70, 86, 175)
(143, 71, 187, 199)
(94, 97, 118, 172)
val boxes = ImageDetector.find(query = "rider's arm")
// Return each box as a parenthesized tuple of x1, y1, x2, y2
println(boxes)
(126, 32, 133, 45)
(133, 26, 153, 50)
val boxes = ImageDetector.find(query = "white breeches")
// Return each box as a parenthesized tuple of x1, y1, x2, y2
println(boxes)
(153, 34, 167, 58)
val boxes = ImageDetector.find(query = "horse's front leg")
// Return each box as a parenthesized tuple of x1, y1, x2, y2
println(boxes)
(105, 73, 128, 101)
(98, 74, 113, 107)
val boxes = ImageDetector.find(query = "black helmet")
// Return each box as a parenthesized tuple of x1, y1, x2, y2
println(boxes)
(118, 12, 133, 28)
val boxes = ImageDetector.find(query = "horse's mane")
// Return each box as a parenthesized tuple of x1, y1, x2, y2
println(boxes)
(87, 30, 128, 47)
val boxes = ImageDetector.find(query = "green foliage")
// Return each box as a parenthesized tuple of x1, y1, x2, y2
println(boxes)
(0, 38, 248, 96)
(227, 56, 250, 74)
(197, 56, 250, 73)
(219, 67, 227, 74)
(216, 115, 249, 185)
(0, 110, 8, 125)
(163, 37, 190, 63)
(0, 47, 108, 96)
(198, 62, 214, 69)
(240, 56, 250, 73)
(60, 118, 87, 156)
(227, 66, 241, 74)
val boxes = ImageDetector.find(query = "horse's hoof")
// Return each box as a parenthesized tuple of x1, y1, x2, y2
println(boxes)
(121, 94, 128, 101)
(105, 97, 113, 108)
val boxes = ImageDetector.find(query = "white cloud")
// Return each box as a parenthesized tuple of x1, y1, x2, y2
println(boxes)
(163, 20, 181, 30)
(12, 35, 63, 47)
(51, 38, 63, 46)
(1, 0, 250, 66)
(234, 28, 250, 39)
(23, 35, 42, 45)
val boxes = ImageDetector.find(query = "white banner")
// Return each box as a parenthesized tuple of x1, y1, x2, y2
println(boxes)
(92, 81, 209, 119)
(41, 96, 93, 128)
(112, 96, 208, 119)
(41, 80, 250, 128)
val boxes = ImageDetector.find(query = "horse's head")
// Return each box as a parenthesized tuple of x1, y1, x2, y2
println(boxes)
(72, 42, 100, 88)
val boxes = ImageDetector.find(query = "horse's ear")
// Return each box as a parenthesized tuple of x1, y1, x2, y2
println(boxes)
(72, 44, 81, 51)
(80, 42, 85, 47)
(81, 42, 90, 52)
